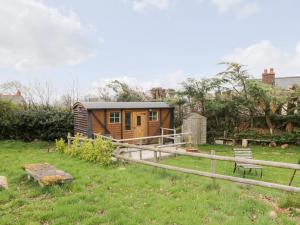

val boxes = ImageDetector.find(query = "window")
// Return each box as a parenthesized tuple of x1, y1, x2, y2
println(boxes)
(109, 112, 121, 123)
(149, 111, 158, 121)
(125, 112, 131, 130)
(137, 116, 141, 126)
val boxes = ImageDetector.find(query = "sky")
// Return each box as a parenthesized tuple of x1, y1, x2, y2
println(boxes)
(0, 0, 300, 97)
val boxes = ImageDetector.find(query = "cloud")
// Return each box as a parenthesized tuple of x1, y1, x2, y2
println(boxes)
(127, 0, 259, 17)
(211, 0, 259, 17)
(0, 0, 98, 71)
(128, 0, 169, 12)
(222, 40, 300, 76)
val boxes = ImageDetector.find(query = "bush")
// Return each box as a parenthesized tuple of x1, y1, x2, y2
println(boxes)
(59, 135, 115, 166)
(55, 138, 66, 153)
(0, 101, 20, 139)
(0, 101, 73, 141)
(235, 131, 300, 144)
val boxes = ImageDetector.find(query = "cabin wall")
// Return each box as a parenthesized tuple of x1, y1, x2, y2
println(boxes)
(88, 108, 173, 140)
(73, 105, 88, 136)
(90, 110, 106, 135)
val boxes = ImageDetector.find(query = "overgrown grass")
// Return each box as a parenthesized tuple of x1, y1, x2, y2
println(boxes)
(0, 141, 300, 225)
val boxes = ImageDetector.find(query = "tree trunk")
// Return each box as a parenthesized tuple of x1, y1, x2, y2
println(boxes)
(265, 115, 274, 134)
(286, 122, 294, 133)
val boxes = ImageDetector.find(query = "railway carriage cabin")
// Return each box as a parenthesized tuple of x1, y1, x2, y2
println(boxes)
(73, 102, 174, 141)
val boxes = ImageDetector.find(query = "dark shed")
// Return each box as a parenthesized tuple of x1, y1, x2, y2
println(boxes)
(73, 102, 174, 139)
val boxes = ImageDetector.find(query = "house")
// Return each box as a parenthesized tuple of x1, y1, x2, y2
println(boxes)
(262, 68, 300, 89)
(73, 101, 174, 139)
(0, 90, 26, 105)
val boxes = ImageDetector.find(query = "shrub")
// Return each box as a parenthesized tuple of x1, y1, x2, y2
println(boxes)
(65, 135, 115, 166)
(55, 138, 66, 153)
(95, 137, 114, 166)
(69, 133, 81, 157)
(0, 100, 20, 139)
(81, 139, 94, 161)
(0, 101, 73, 141)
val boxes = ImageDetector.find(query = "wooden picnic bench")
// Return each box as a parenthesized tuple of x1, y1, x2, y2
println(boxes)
(22, 163, 73, 187)
(233, 148, 263, 178)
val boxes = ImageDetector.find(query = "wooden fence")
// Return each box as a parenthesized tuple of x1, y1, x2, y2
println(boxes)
(93, 130, 192, 147)
(67, 135, 300, 193)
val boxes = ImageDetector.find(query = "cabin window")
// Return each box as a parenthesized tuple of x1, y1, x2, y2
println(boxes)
(137, 116, 141, 126)
(149, 111, 158, 121)
(109, 112, 121, 123)
(125, 112, 131, 130)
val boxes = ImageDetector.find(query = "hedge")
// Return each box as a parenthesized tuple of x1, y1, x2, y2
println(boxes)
(0, 101, 73, 141)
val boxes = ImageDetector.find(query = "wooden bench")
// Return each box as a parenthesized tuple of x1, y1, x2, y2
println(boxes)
(233, 148, 263, 178)
(22, 163, 73, 187)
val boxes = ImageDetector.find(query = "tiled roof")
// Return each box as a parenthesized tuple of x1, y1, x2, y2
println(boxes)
(274, 76, 300, 89)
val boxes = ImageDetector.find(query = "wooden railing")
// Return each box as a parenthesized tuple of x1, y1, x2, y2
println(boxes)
(67, 135, 300, 193)
(93, 129, 192, 147)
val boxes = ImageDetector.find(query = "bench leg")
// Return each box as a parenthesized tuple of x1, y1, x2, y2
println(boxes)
(260, 169, 263, 178)
(233, 163, 237, 173)
(243, 169, 246, 178)
(248, 168, 252, 174)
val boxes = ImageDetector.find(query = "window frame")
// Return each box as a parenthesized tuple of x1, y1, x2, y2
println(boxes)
(149, 110, 158, 121)
(124, 111, 131, 130)
(109, 111, 121, 124)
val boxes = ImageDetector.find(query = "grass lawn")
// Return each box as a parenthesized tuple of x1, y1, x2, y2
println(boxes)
(0, 141, 300, 225)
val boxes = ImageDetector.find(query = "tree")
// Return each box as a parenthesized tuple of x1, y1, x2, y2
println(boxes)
(246, 80, 287, 132)
(107, 80, 147, 102)
(180, 78, 218, 114)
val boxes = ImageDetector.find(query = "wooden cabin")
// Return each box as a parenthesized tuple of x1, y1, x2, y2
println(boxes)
(73, 102, 174, 140)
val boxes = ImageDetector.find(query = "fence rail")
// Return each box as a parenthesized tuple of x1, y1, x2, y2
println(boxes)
(93, 130, 192, 146)
(67, 135, 300, 192)
(115, 154, 300, 193)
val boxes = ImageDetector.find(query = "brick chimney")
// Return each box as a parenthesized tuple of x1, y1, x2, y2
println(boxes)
(262, 68, 275, 85)
(16, 89, 21, 96)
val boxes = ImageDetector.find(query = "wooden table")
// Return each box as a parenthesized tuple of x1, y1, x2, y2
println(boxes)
(22, 163, 73, 187)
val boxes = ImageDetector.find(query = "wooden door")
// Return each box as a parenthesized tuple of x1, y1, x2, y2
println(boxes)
(133, 111, 147, 138)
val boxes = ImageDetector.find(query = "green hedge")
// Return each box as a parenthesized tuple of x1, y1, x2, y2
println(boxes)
(235, 131, 300, 145)
(0, 101, 73, 141)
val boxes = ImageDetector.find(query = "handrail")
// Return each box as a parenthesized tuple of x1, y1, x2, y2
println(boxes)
(93, 132, 191, 143)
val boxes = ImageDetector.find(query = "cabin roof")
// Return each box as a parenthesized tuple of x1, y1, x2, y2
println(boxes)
(74, 101, 173, 110)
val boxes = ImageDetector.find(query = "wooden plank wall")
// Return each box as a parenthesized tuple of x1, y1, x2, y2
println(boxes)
(73, 105, 88, 136)
(89, 108, 172, 140)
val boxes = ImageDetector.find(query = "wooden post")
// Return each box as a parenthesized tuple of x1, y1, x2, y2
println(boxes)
(139, 150, 142, 160)
(154, 151, 158, 162)
(67, 133, 71, 148)
(211, 150, 216, 185)
(161, 128, 164, 146)
(128, 148, 132, 158)
(188, 132, 192, 147)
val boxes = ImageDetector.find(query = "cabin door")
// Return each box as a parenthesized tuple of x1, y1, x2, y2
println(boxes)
(133, 111, 147, 138)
